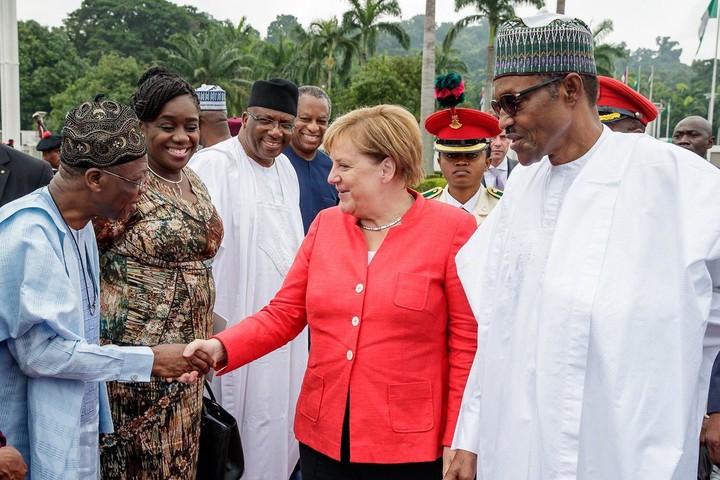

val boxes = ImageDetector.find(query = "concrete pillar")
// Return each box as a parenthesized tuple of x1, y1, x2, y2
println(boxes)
(0, 0, 20, 144)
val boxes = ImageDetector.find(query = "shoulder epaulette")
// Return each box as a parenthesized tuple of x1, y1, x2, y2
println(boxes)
(487, 187, 503, 199)
(422, 186, 444, 200)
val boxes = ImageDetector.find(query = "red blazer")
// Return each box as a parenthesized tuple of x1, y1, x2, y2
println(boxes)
(215, 190, 478, 463)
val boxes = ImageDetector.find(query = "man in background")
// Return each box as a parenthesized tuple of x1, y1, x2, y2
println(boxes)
(190, 78, 306, 480)
(673, 115, 714, 159)
(36, 132, 62, 171)
(483, 129, 516, 190)
(196, 83, 231, 148)
(283, 85, 338, 234)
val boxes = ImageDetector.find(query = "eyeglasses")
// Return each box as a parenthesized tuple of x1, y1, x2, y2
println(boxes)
(246, 111, 296, 134)
(491, 76, 565, 117)
(101, 169, 148, 188)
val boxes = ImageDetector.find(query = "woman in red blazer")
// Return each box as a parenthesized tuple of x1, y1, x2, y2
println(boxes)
(186, 104, 478, 479)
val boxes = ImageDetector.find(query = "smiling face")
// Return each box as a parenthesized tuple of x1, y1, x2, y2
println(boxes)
(142, 94, 199, 176)
(240, 106, 295, 166)
(290, 94, 330, 160)
(99, 156, 149, 221)
(495, 75, 570, 166)
(326, 134, 384, 219)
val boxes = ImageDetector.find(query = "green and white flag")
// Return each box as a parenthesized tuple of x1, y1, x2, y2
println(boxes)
(700, 0, 718, 43)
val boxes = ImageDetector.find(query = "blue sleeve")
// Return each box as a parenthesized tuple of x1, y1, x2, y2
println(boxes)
(7, 322, 153, 382)
(0, 209, 154, 382)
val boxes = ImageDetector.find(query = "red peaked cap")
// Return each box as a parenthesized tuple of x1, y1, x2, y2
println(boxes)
(597, 76, 658, 125)
(424, 108, 501, 153)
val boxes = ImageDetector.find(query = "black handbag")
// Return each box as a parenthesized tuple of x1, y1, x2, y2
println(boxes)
(197, 380, 244, 480)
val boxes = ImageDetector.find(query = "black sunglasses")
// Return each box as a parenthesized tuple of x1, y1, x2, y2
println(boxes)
(491, 76, 565, 117)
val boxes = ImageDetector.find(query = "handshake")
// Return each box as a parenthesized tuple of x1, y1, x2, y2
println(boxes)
(149, 339, 228, 384)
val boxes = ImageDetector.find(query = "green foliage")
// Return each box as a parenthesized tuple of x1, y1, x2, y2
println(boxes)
(46, 54, 145, 132)
(333, 54, 422, 118)
(303, 17, 360, 92)
(591, 19, 627, 77)
(414, 175, 447, 193)
(17, 21, 87, 130)
(342, 0, 410, 66)
(266, 15, 304, 45)
(157, 22, 256, 115)
(63, 0, 216, 63)
(12, 0, 720, 138)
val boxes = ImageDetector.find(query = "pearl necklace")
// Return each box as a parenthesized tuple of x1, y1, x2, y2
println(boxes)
(358, 216, 402, 231)
(148, 165, 183, 196)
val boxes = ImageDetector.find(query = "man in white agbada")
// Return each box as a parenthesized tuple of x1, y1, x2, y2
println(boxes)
(443, 12, 720, 480)
(189, 78, 306, 480)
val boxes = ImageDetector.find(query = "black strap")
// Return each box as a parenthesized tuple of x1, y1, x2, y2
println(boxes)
(203, 379, 217, 402)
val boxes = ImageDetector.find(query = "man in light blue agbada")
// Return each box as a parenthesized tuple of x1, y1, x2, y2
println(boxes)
(0, 97, 212, 479)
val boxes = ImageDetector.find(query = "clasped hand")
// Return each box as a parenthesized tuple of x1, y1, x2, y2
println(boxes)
(173, 338, 228, 383)
(150, 343, 216, 384)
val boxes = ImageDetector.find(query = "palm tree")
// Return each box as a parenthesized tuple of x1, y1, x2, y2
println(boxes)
(342, 0, 410, 67)
(306, 18, 359, 92)
(592, 19, 627, 77)
(159, 25, 254, 115)
(420, 0, 437, 173)
(443, 0, 544, 112)
(252, 32, 302, 81)
(436, 44, 468, 74)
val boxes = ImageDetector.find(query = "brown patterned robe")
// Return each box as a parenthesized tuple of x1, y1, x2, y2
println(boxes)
(95, 168, 223, 479)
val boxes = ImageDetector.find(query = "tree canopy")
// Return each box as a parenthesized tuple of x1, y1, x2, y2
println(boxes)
(7, 0, 719, 147)
(63, 0, 216, 63)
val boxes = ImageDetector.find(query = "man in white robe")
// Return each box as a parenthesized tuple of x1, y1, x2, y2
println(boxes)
(189, 78, 306, 480)
(444, 12, 720, 480)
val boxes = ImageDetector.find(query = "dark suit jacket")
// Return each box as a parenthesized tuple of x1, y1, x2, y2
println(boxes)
(0, 144, 53, 207)
(708, 353, 720, 413)
(481, 157, 519, 188)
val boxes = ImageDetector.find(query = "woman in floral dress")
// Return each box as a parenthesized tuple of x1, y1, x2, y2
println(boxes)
(96, 67, 223, 479)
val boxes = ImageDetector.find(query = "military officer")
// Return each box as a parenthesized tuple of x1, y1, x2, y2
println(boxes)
(424, 106, 502, 226)
(598, 75, 658, 134)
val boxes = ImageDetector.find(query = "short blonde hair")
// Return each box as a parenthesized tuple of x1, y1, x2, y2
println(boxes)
(324, 105, 425, 186)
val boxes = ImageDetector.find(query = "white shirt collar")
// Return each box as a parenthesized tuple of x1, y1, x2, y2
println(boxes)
(446, 187, 481, 212)
(494, 156, 509, 172)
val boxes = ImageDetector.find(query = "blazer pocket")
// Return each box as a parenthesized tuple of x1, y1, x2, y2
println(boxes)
(393, 273, 430, 311)
(299, 370, 324, 422)
(387, 381, 434, 433)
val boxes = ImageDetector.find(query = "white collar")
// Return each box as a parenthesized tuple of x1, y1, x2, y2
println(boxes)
(493, 156, 509, 171)
(446, 187, 481, 212)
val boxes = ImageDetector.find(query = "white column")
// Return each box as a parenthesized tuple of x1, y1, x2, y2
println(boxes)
(0, 0, 20, 145)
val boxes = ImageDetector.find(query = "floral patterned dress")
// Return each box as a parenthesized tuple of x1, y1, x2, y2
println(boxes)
(96, 168, 223, 480)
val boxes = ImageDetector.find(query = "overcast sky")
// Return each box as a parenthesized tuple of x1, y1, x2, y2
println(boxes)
(14, 0, 718, 66)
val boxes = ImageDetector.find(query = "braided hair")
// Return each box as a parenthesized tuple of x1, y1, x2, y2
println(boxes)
(131, 66, 200, 122)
